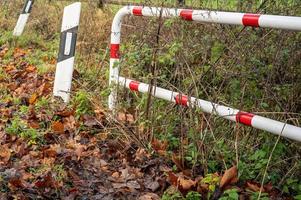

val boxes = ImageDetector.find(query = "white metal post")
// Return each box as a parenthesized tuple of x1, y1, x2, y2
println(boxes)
(53, 2, 81, 103)
(13, 0, 34, 36)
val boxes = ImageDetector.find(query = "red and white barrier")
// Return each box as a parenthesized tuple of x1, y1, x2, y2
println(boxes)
(109, 6, 301, 141)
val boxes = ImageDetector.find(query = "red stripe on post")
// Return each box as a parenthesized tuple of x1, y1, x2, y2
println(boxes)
(132, 6, 143, 16)
(129, 81, 140, 91)
(180, 10, 193, 21)
(110, 44, 120, 59)
(236, 112, 254, 126)
(242, 14, 260, 27)
(175, 94, 188, 106)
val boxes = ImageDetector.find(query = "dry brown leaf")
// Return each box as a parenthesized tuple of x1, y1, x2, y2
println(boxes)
(138, 193, 160, 200)
(117, 112, 134, 123)
(29, 93, 38, 105)
(220, 166, 238, 189)
(63, 115, 76, 132)
(51, 121, 64, 133)
(97, 132, 108, 141)
(246, 181, 265, 192)
(25, 65, 36, 72)
(178, 177, 196, 191)
(172, 154, 184, 171)
(167, 172, 178, 186)
(151, 138, 168, 153)
(28, 121, 40, 129)
(0, 47, 8, 57)
(56, 109, 74, 117)
(9, 178, 25, 189)
(112, 172, 119, 179)
(0, 145, 11, 163)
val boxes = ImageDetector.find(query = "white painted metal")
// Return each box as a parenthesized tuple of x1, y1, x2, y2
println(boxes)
(13, 13, 30, 36)
(259, 15, 301, 30)
(191, 11, 244, 25)
(53, 2, 81, 103)
(53, 57, 75, 102)
(61, 2, 81, 32)
(24, 0, 32, 13)
(118, 76, 301, 142)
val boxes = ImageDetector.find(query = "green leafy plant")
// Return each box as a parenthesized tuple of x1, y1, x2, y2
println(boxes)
(250, 192, 269, 200)
(73, 90, 93, 118)
(220, 188, 239, 200)
(162, 189, 183, 200)
(185, 191, 202, 200)
(200, 173, 220, 198)
(5, 117, 40, 144)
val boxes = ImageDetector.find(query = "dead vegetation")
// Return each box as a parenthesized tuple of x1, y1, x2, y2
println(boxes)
(0, 0, 301, 199)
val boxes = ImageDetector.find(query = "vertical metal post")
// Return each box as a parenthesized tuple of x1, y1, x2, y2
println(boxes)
(53, 2, 81, 103)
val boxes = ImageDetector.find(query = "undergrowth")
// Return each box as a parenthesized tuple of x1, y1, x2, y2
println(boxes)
(0, 0, 300, 199)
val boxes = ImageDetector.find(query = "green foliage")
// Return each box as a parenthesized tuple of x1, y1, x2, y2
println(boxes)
(0, 31, 14, 46)
(295, 195, 301, 200)
(185, 142, 198, 166)
(53, 164, 67, 182)
(5, 117, 40, 144)
(239, 142, 287, 183)
(211, 41, 224, 63)
(185, 191, 202, 200)
(73, 90, 93, 118)
(162, 190, 183, 200)
(158, 41, 182, 66)
(200, 173, 220, 196)
(220, 189, 239, 200)
(35, 97, 50, 110)
(283, 178, 301, 195)
(250, 192, 269, 200)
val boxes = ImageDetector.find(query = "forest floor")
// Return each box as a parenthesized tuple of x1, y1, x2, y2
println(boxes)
(0, 45, 171, 199)
(0, 42, 297, 199)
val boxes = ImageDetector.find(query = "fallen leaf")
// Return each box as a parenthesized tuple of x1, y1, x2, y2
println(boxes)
(138, 193, 160, 200)
(220, 166, 238, 189)
(56, 109, 74, 117)
(0, 145, 11, 163)
(112, 172, 119, 179)
(34, 172, 57, 188)
(167, 172, 178, 186)
(178, 177, 196, 191)
(51, 121, 64, 133)
(151, 138, 168, 153)
(145, 179, 160, 192)
(83, 115, 99, 127)
(9, 178, 25, 189)
(246, 181, 265, 192)
(28, 120, 40, 129)
(96, 132, 108, 141)
(29, 93, 38, 105)
(25, 65, 36, 72)
(172, 154, 184, 171)
(117, 112, 134, 123)
(126, 180, 141, 189)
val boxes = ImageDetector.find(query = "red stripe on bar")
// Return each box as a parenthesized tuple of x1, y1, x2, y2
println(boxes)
(180, 10, 193, 21)
(129, 81, 139, 91)
(132, 7, 143, 16)
(175, 94, 188, 106)
(236, 112, 254, 126)
(110, 44, 120, 59)
(242, 14, 260, 27)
